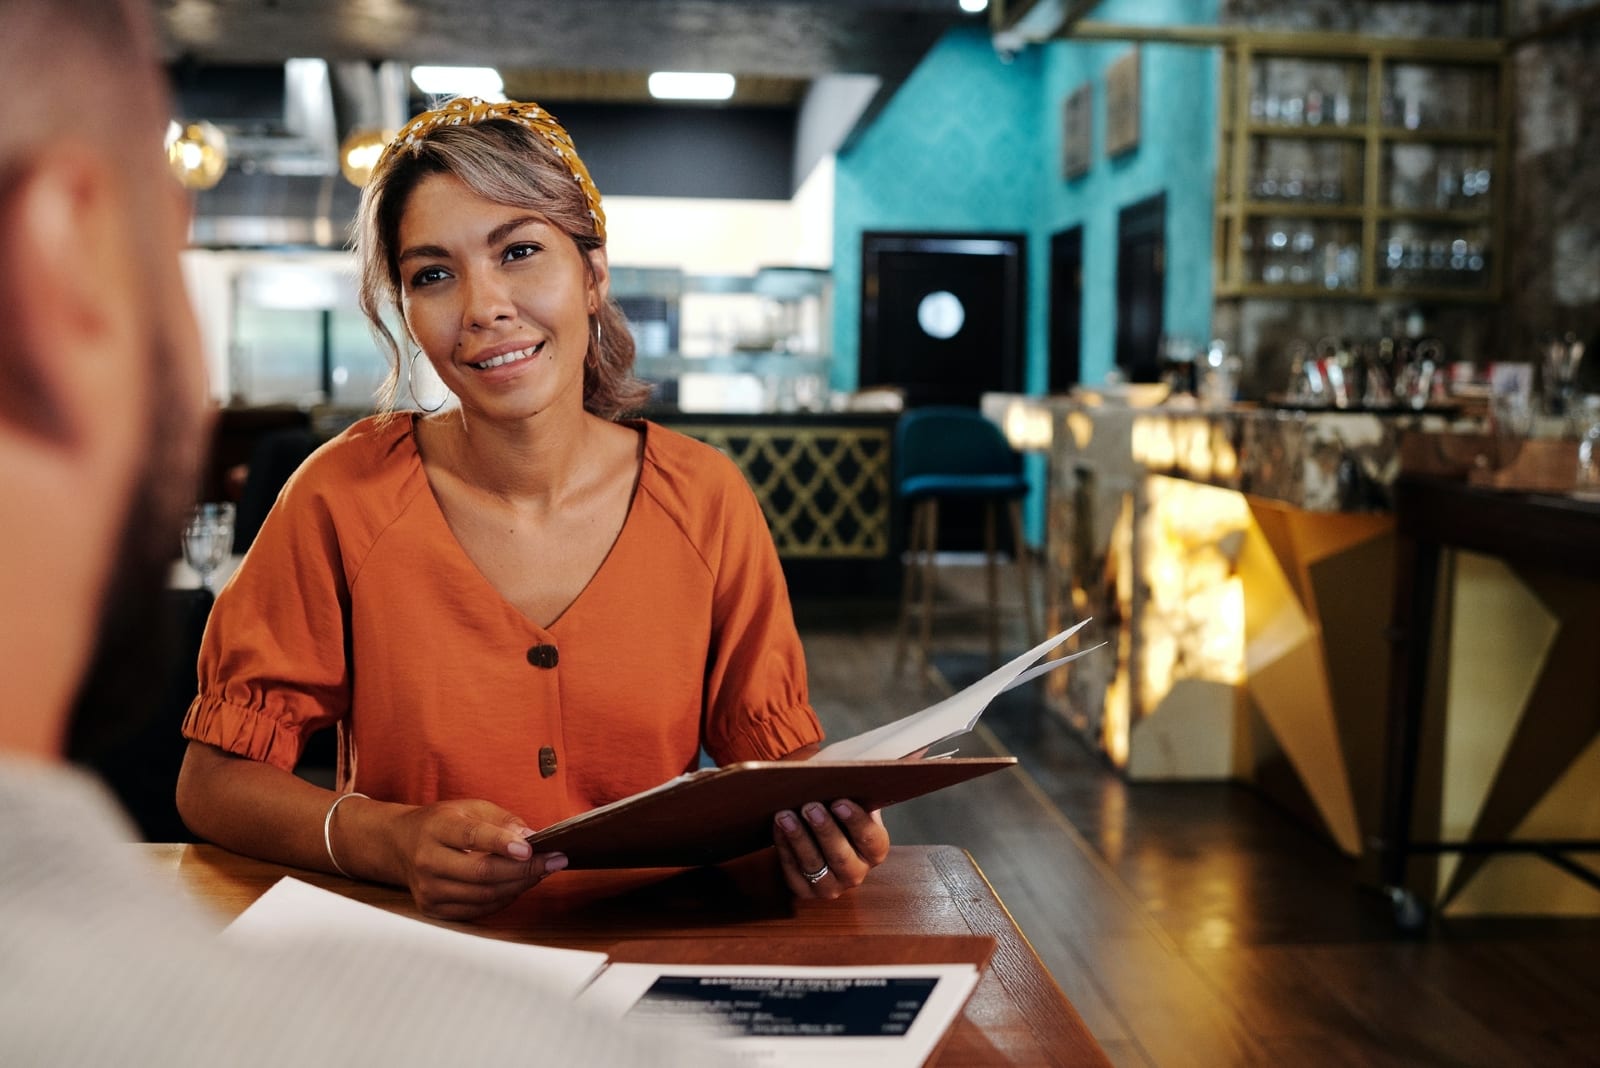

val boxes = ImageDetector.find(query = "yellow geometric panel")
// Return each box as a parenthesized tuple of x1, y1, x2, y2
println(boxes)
(1237, 518, 1362, 855)
(1436, 552, 1559, 896)
(1246, 501, 1391, 619)
(1247, 634, 1362, 855)
(1516, 727, 1600, 839)
(1444, 856, 1600, 917)
(1238, 518, 1315, 679)
(674, 425, 891, 559)
(1446, 728, 1600, 916)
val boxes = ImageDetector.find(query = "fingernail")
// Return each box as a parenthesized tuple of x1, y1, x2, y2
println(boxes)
(776, 812, 799, 834)
(544, 854, 568, 874)
(831, 801, 853, 819)
(804, 803, 827, 826)
(507, 839, 532, 860)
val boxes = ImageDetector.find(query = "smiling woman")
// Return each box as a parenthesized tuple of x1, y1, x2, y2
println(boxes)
(175, 98, 892, 921)
(397, 176, 600, 421)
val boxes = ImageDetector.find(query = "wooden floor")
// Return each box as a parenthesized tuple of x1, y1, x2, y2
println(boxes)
(793, 571, 1600, 1067)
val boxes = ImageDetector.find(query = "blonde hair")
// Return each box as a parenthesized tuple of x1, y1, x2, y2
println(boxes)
(354, 115, 648, 419)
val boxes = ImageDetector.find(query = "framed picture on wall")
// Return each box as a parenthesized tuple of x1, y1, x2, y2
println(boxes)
(1062, 83, 1091, 179)
(1106, 47, 1140, 157)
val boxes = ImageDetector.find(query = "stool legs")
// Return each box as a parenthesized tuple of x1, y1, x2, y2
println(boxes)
(1008, 499, 1041, 650)
(893, 497, 938, 678)
(917, 497, 940, 670)
(893, 496, 1039, 678)
(984, 501, 1000, 667)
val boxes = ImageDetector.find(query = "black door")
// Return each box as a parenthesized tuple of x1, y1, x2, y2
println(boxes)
(1115, 194, 1165, 384)
(859, 232, 1026, 409)
(1049, 226, 1084, 393)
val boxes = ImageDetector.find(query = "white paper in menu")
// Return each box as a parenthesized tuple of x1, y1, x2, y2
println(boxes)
(577, 962, 980, 1068)
(222, 877, 607, 996)
(812, 619, 1102, 763)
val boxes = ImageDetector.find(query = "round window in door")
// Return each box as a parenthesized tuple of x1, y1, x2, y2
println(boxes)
(916, 290, 965, 340)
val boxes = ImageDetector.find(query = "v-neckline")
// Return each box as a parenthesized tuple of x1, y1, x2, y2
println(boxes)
(404, 412, 650, 635)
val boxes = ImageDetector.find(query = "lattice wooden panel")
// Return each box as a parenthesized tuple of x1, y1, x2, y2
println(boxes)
(675, 424, 891, 559)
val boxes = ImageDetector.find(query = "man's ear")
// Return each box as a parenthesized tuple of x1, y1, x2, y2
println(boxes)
(0, 144, 144, 453)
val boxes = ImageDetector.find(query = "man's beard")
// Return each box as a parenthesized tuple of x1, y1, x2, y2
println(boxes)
(66, 343, 205, 766)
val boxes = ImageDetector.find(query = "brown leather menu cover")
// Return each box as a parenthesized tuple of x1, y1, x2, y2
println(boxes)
(523, 757, 1015, 869)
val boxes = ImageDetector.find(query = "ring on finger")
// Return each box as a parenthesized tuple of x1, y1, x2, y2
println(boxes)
(802, 863, 829, 885)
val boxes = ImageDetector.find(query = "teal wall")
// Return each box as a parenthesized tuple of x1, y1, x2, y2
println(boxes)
(1037, 0, 1220, 387)
(833, 0, 1220, 391)
(832, 1, 1220, 542)
(831, 28, 1044, 392)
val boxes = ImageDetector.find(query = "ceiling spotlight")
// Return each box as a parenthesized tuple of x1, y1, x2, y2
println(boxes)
(648, 71, 736, 101)
(960, 0, 988, 12)
(164, 119, 228, 190)
(339, 127, 396, 188)
(410, 65, 505, 100)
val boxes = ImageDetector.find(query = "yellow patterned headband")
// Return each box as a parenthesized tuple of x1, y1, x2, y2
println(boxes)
(375, 96, 606, 241)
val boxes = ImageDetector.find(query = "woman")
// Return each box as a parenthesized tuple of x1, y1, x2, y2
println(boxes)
(176, 97, 888, 920)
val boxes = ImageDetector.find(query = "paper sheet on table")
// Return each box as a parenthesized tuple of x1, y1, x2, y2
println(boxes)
(222, 877, 607, 996)
(578, 962, 980, 1068)
(813, 620, 1103, 763)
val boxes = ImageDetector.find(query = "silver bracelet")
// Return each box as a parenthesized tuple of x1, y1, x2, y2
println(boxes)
(322, 791, 369, 879)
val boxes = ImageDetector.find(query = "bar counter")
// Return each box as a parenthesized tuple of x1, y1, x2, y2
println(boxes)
(983, 394, 1600, 920)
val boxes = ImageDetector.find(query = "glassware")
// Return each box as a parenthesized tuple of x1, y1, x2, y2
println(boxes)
(182, 502, 236, 591)
(1489, 370, 1535, 467)
(1541, 333, 1587, 417)
(1199, 340, 1241, 408)
(1575, 396, 1600, 495)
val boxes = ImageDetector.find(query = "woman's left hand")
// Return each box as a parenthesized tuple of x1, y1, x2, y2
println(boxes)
(772, 799, 891, 900)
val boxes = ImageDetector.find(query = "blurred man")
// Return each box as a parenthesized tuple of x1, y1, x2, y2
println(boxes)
(0, 1, 704, 1063)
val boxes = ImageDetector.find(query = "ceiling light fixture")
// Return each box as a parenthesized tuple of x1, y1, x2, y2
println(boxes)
(164, 119, 228, 190)
(959, 0, 988, 12)
(339, 127, 396, 187)
(648, 71, 736, 101)
(410, 65, 505, 100)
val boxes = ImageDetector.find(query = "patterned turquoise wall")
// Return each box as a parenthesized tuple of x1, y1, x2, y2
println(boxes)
(831, 27, 1044, 392)
(1038, 0, 1220, 388)
(833, 0, 1220, 392)
(833, 2, 1220, 542)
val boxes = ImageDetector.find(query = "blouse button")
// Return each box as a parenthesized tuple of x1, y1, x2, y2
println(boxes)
(538, 746, 558, 778)
(526, 643, 560, 669)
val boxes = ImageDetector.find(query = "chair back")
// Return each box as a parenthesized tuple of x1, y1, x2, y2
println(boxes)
(76, 587, 214, 842)
(234, 427, 320, 553)
(894, 406, 1023, 491)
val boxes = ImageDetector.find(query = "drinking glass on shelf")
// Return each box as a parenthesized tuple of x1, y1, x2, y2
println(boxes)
(1574, 396, 1600, 496)
(182, 502, 236, 591)
(1489, 383, 1535, 471)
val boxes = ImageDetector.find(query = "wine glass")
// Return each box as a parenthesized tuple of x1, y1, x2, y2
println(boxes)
(182, 502, 236, 591)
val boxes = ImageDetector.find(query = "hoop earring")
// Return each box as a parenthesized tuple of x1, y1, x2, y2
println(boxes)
(408, 349, 446, 413)
(588, 317, 602, 369)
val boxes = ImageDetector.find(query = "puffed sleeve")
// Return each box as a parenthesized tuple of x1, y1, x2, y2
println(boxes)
(180, 457, 353, 773)
(699, 463, 823, 764)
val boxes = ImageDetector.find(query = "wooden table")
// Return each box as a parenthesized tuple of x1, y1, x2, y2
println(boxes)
(141, 843, 1109, 1067)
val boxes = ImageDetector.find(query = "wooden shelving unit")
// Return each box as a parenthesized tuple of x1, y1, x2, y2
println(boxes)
(1215, 31, 1507, 305)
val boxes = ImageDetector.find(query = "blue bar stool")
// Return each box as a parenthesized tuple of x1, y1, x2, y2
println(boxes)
(893, 406, 1040, 677)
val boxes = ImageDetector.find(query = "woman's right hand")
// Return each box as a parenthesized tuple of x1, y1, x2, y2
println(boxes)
(389, 799, 566, 920)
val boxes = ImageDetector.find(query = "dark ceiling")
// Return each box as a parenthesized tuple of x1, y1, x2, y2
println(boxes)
(153, 0, 984, 105)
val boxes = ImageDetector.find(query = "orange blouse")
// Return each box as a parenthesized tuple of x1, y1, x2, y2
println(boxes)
(182, 414, 821, 830)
